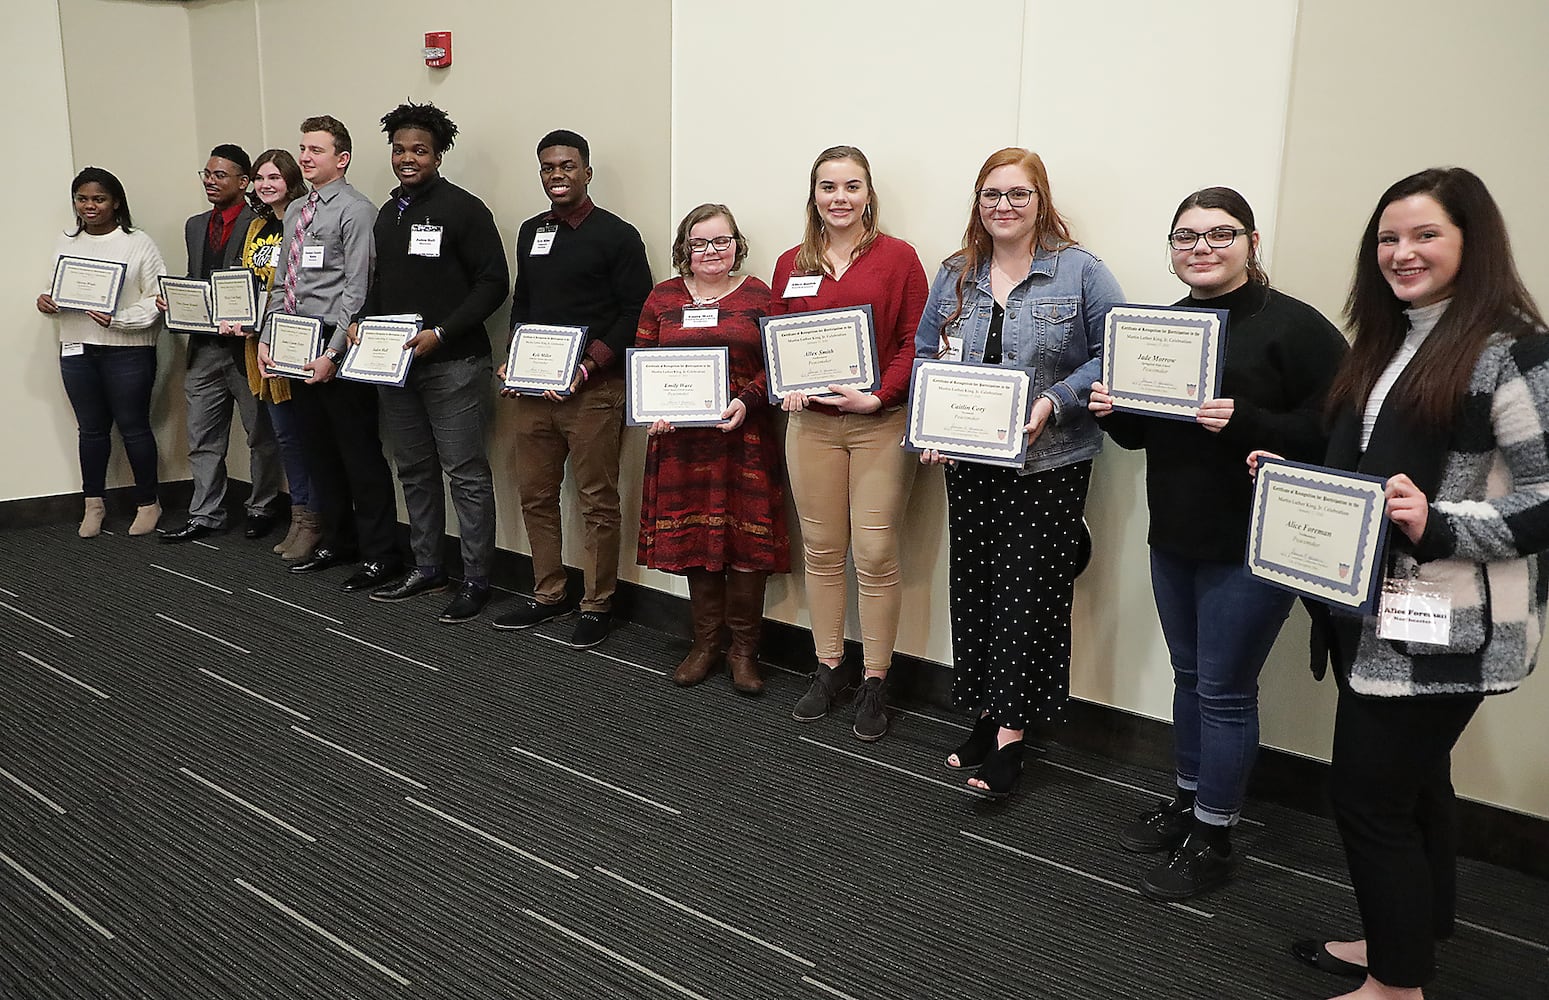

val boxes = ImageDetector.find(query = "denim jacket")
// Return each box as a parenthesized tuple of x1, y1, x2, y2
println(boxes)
(913, 244, 1125, 474)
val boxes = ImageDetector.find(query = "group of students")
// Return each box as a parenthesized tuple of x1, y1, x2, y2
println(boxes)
(37, 104, 1548, 1000)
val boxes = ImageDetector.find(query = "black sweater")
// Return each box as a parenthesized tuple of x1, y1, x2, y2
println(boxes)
(360, 175, 510, 363)
(508, 205, 652, 372)
(1101, 282, 1348, 563)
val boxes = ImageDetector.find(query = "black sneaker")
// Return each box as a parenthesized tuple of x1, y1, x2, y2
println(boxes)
(1140, 832, 1238, 902)
(852, 675, 889, 742)
(569, 611, 611, 649)
(492, 596, 575, 630)
(1120, 798, 1193, 853)
(791, 660, 860, 722)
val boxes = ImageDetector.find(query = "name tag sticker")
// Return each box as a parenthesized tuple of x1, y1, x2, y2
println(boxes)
(530, 224, 559, 256)
(1377, 579, 1452, 645)
(682, 307, 719, 329)
(409, 225, 443, 257)
(302, 245, 325, 268)
(61, 342, 84, 357)
(783, 274, 823, 298)
(940, 335, 964, 362)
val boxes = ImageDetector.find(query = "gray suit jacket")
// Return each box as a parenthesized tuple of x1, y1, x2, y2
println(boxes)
(182, 202, 256, 361)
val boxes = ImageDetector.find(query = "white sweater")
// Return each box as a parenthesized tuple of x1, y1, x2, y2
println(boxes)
(46, 227, 167, 348)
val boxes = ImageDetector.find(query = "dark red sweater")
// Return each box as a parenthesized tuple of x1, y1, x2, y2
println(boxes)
(768, 232, 927, 411)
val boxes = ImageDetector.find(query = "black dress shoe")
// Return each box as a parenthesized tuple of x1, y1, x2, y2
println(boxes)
(243, 513, 277, 540)
(342, 560, 404, 593)
(289, 547, 358, 574)
(159, 521, 221, 544)
(369, 568, 450, 603)
(438, 583, 492, 623)
(1290, 939, 1367, 978)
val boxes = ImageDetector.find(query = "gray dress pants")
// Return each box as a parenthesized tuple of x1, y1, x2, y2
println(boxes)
(185, 339, 282, 527)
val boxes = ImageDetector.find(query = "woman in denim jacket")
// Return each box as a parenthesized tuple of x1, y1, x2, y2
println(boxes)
(914, 147, 1124, 798)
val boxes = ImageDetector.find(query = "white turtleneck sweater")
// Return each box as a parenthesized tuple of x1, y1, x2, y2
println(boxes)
(46, 226, 168, 348)
(1360, 298, 1450, 450)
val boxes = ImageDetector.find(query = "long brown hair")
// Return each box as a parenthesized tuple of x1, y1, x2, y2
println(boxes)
(793, 145, 881, 276)
(247, 148, 307, 218)
(1327, 167, 1544, 428)
(941, 148, 1074, 331)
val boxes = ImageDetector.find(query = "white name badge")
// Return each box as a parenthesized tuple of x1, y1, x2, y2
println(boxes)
(682, 307, 719, 329)
(1377, 579, 1452, 645)
(302, 245, 325, 269)
(61, 342, 85, 357)
(783, 274, 823, 298)
(409, 224, 443, 257)
(940, 335, 964, 362)
(530, 225, 558, 256)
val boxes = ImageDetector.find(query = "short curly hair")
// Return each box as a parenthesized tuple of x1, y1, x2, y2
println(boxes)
(380, 100, 458, 154)
(671, 203, 748, 277)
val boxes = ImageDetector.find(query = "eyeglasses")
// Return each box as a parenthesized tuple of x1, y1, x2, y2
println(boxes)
(978, 187, 1034, 208)
(198, 169, 238, 182)
(1169, 227, 1248, 250)
(687, 236, 735, 254)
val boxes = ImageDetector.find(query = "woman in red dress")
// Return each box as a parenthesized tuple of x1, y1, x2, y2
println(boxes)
(636, 203, 790, 695)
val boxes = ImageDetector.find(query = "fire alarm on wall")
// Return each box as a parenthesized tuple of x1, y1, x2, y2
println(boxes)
(424, 31, 452, 68)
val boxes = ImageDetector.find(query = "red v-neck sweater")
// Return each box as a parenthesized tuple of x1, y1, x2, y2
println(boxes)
(768, 232, 928, 411)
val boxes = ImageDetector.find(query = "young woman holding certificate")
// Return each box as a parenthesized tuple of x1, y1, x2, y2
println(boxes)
(226, 149, 320, 561)
(36, 167, 168, 539)
(1088, 187, 1347, 899)
(914, 147, 1124, 798)
(771, 146, 928, 741)
(636, 204, 789, 695)
(1275, 169, 1549, 1000)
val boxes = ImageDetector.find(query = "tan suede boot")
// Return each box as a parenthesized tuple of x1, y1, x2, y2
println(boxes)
(272, 504, 305, 555)
(725, 570, 769, 696)
(79, 498, 106, 538)
(282, 509, 322, 561)
(128, 501, 161, 536)
(673, 570, 726, 687)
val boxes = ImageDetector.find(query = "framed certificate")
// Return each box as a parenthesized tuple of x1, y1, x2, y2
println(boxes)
(266, 314, 323, 379)
(211, 268, 258, 326)
(1247, 458, 1391, 615)
(758, 305, 878, 402)
(504, 324, 587, 396)
(51, 256, 126, 313)
(159, 276, 217, 334)
(625, 347, 730, 427)
(1101, 305, 1228, 420)
(338, 317, 418, 387)
(903, 359, 1032, 467)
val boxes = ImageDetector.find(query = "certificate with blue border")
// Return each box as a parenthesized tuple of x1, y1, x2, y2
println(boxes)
(903, 359, 1031, 468)
(504, 324, 587, 396)
(211, 268, 258, 326)
(758, 305, 877, 402)
(1247, 458, 1390, 615)
(266, 314, 323, 380)
(51, 255, 126, 313)
(1101, 304, 1227, 420)
(625, 347, 730, 427)
(339, 317, 419, 387)
(159, 276, 217, 334)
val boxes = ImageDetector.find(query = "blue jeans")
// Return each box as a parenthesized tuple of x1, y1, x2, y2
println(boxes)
(59, 344, 159, 505)
(1150, 548, 1295, 826)
(264, 398, 312, 510)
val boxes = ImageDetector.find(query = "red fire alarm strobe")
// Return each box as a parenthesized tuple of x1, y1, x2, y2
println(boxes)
(424, 31, 452, 68)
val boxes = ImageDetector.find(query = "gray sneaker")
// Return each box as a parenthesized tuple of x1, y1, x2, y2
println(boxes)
(852, 675, 889, 742)
(791, 660, 860, 722)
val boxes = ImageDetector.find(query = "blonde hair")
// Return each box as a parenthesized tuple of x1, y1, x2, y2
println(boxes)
(793, 145, 881, 276)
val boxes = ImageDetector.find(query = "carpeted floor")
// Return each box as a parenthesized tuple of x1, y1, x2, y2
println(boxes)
(1, 521, 1545, 999)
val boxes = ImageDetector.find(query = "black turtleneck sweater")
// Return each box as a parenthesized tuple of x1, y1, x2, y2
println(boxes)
(1100, 281, 1349, 563)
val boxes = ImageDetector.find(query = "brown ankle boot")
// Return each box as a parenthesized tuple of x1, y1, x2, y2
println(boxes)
(673, 570, 726, 687)
(273, 504, 305, 554)
(283, 509, 322, 561)
(725, 570, 768, 696)
(79, 497, 106, 538)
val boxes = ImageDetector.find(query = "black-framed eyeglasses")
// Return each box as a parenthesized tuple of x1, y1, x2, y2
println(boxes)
(978, 187, 1035, 209)
(1169, 227, 1248, 250)
(198, 169, 238, 182)
(687, 236, 735, 253)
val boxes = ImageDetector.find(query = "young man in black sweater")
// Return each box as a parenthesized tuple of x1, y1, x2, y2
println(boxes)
(353, 101, 510, 623)
(495, 129, 652, 648)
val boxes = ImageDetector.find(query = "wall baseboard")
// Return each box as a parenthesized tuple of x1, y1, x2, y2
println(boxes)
(5, 485, 1545, 878)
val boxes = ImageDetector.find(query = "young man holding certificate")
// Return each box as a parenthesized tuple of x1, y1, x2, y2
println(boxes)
(257, 115, 401, 593)
(160, 144, 284, 545)
(495, 129, 652, 648)
(354, 101, 510, 624)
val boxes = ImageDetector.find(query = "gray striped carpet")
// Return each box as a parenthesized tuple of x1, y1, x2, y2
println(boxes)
(1, 521, 1545, 999)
